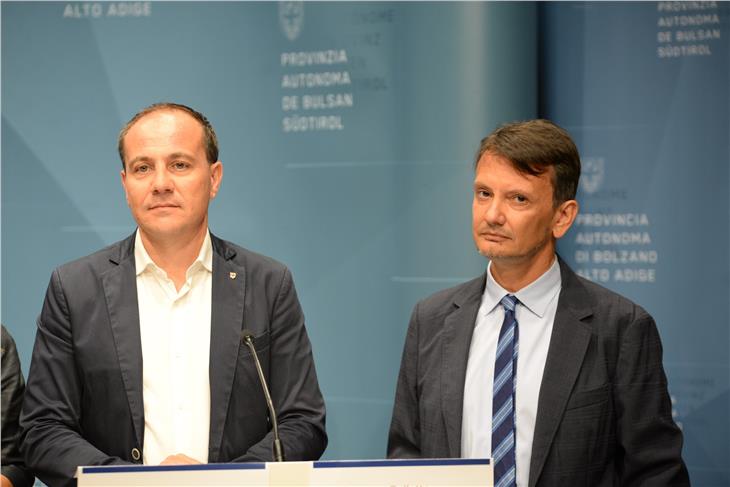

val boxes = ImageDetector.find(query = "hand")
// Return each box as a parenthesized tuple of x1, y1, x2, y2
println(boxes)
(1, 474, 13, 487)
(159, 453, 202, 465)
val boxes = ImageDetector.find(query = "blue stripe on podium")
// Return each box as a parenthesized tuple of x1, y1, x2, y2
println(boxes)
(314, 458, 490, 469)
(81, 463, 267, 474)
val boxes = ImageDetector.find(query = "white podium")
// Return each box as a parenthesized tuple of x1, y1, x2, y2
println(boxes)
(77, 458, 492, 486)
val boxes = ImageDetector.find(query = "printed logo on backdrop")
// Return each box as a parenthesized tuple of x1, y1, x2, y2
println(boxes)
(63, 2, 151, 18)
(656, 1, 723, 58)
(279, 1, 304, 41)
(276, 5, 394, 135)
(579, 157, 605, 194)
(571, 156, 659, 285)
(278, 1, 353, 134)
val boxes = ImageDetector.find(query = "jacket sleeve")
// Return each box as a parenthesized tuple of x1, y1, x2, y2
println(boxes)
(387, 303, 422, 458)
(613, 311, 690, 486)
(2, 325, 35, 487)
(233, 268, 327, 461)
(20, 270, 129, 487)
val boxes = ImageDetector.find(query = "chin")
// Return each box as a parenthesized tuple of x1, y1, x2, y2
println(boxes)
(479, 244, 511, 259)
(481, 249, 526, 262)
(139, 223, 185, 238)
(484, 253, 517, 262)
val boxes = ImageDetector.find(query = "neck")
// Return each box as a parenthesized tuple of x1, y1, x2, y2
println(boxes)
(139, 225, 208, 290)
(489, 247, 556, 293)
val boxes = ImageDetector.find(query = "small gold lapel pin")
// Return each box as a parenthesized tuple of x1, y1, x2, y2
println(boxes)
(229, 272, 237, 279)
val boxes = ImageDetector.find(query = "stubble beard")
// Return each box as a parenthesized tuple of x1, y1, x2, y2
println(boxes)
(479, 232, 553, 265)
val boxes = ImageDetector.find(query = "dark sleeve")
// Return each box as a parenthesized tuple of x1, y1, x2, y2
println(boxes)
(614, 311, 690, 486)
(234, 268, 327, 461)
(20, 270, 129, 487)
(1, 326, 35, 487)
(387, 303, 422, 458)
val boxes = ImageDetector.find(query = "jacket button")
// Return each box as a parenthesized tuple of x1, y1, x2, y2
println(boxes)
(131, 448, 141, 461)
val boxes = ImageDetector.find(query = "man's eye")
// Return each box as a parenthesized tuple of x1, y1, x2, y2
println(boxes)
(135, 165, 150, 173)
(477, 190, 491, 198)
(514, 194, 527, 203)
(172, 161, 188, 170)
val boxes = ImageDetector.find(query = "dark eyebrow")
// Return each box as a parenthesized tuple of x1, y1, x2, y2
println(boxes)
(168, 152, 195, 161)
(126, 153, 195, 169)
(127, 156, 152, 168)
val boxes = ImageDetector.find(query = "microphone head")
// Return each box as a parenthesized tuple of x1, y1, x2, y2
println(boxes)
(241, 329, 256, 343)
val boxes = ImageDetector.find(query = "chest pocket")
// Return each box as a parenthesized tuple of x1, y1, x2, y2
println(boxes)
(566, 383, 611, 410)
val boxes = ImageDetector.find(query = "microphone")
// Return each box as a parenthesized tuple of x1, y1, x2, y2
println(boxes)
(241, 329, 285, 462)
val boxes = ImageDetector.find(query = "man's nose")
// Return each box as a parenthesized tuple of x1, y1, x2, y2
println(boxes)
(151, 167, 173, 193)
(484, 198, 506, 226)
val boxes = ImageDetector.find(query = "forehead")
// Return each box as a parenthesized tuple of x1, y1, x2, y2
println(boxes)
(475, 152, 553, 189)
(123, 111, 206, 161)
(126, 109, 203, 140)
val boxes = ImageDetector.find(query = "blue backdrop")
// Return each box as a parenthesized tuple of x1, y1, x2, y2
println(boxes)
(542, 2, 729, 485)
(2, 1, 728, 485)
(1, 1, 536, 464)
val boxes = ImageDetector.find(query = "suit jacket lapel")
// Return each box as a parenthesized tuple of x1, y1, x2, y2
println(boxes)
(102, 234, 145, 450)
(208, 236, 246, 462)
(442, 275, 486, 457)
(528, 258, 593, 487)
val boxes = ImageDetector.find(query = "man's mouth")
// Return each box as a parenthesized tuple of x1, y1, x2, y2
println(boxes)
(481, 232, 510, 241)
(149, 203, 179, 210)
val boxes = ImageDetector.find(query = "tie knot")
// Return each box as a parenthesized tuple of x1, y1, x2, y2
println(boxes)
(500, 294, 518, 312)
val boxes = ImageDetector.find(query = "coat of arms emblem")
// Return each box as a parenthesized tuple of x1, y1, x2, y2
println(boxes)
(279, 1, 304, 41)
(580, 157, 605, 194)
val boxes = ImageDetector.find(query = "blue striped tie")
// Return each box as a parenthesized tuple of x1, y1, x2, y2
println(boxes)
(492, 294, 518, 487)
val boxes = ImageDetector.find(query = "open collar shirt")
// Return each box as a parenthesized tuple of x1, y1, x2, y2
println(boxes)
(134, 230, 213, 464)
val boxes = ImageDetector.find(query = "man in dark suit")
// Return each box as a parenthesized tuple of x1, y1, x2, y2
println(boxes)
(388, 120, 689, 486)
(2, 325, 34, 487)
(20, 103, 327, 486)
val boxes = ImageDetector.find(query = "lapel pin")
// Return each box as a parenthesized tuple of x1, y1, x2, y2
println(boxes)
(229, 272, 237, 279)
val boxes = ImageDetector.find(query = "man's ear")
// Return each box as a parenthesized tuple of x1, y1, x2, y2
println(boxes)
(209, 161, 223, 199)
(120, 169, 130, 206)
(552, 199, 579, 239)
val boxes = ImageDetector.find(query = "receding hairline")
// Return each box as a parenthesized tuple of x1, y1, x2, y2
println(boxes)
(121, 107, 204, 143)
(119, 106, 212, 168)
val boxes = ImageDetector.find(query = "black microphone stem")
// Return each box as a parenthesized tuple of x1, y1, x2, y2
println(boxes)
(243, 334, 285, 462)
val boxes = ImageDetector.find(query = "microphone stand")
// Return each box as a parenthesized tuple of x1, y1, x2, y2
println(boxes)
(242, 331, 285, 462)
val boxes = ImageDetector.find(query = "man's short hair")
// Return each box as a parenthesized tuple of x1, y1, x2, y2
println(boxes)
(475, 119, 581, 206)
(118, 102, 219, 168)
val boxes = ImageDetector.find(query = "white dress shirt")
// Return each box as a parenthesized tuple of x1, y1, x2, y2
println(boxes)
(461, 257, 561, 487)
(135, 230, 213, 464)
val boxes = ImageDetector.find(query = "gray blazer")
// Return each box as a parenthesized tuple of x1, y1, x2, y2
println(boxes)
(388, 257, 689, 486)
(20, 233, 327, 486)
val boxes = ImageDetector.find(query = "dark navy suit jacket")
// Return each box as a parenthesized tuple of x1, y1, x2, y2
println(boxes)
(21, 233, 327, 486)
(388, 257, 689, 486)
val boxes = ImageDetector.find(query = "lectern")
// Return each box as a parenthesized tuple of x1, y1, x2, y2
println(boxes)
(77, 458, 492, 486)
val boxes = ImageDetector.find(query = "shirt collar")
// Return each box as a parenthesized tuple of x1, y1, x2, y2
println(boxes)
(134, 229, 213, 277)
(482, 256, 562, 318)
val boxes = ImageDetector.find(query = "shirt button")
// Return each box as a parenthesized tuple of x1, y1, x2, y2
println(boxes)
(131, 448, 141, 461)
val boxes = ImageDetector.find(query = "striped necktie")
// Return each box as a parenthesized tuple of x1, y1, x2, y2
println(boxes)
(492, 294, 519, 487)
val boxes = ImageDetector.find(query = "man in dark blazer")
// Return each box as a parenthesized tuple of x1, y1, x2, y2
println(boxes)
(2, 325, 35, 487)
(388, 120, 689, 486)
(20, 103, 326, 486)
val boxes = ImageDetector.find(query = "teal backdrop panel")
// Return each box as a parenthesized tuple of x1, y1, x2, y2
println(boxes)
(541, 2, 730, 485)
(1, 1, 537, 462)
